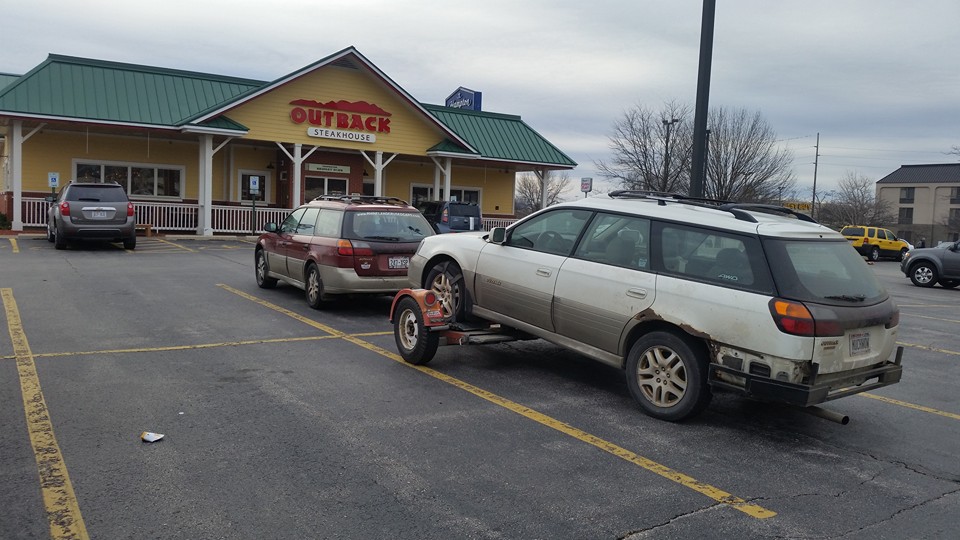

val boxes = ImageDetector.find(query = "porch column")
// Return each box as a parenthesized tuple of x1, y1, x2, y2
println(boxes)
(429, 156, 453, 201)
(198, 134, 214, 236)
(293, 143, 302, 205)
(442, 158, 452, 201)
(360, 151, 398, 197)
(10, 121, 23, 230)
(8, 121, 45, 231)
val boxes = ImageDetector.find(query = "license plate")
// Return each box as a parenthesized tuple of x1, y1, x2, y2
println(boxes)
(92, 211, 107, 218)
(849, 332, 870, 356)
(388, 256, 409, 269)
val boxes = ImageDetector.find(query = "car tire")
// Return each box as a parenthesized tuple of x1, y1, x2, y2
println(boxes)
(394, 296, 440, 365)
(54, 225, 66, 250)
(305, 263, 328, 309)
(938, 279, 959, 289)
(909, 262, 938, 287)
(897, 248, 908, 261)
(869, 246, 880, 261)
(625, 330, 712, 422)
(425, 260, 466, 322)
(255, 249, 278, 289)
(123, 235, 136, 250)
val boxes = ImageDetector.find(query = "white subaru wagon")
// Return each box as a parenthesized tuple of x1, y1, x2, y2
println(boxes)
(397, 191, 903, 422)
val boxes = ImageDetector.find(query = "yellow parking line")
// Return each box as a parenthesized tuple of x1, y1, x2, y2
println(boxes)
(0, 333, 394, 362)
(858, 393, 960, 421)
(897, 341, 960, 357)
(2, 289, 89, 540)
(153, 237, 196, 252)
(900, 312, 960, 325)
(7, 238, 20, 253)
(219, 284, 775, 519)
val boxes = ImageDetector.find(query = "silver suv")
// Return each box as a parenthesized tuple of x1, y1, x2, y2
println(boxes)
(900, 239, 960, 288)
(46, 182, 137, 250)
(396, 191, 904, 422)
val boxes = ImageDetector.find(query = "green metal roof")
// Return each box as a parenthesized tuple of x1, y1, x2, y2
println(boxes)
(0, 55, 264, 127)
(0, 72, 20, 92)
(0, 53, 576, 168)
(423, 104, 576, 168)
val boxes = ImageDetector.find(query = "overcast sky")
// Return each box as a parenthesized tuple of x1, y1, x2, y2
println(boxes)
(4, 0, 958, 198)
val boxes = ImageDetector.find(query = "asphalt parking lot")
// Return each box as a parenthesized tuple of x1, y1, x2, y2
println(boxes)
(1, 235, 958, 539)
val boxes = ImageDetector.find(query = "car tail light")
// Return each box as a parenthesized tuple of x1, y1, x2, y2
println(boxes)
(127, 202, 135, 217)
(336, 239, 374, 256)
(441, 208, 449, 223)
(768, 298, 845, 337)
(769, 298, 815, 337)
(886, 309, 900, 328)
(59, 201, 70, 217)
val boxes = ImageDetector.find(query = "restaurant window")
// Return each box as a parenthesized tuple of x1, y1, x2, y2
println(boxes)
(304, 176, 348, 201)
(241, 172, 269, 203)
(899, 187, 914, 204)
(951, 187, 960, 204)
(410, 184, 481, 206)
(74, 161, 182, 198)
(898, 207, 913, 225)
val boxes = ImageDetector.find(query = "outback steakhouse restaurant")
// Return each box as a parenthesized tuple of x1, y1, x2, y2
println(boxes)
(0, 46, 576, 235)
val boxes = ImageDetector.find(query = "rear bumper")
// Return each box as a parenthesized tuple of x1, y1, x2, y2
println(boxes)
(62, 219, 136, 240)
(708, 346, 904, 407)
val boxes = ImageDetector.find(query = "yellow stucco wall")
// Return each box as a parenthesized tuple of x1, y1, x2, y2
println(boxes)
(383, 161, 515, 215)
(225, 65, 447, 156)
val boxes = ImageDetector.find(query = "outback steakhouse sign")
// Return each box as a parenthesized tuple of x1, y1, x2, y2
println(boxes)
(290, 99, 391, 143)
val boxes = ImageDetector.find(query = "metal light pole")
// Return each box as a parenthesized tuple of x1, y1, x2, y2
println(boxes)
(662, 118, 679, 190)
(689, 0, 716, 198)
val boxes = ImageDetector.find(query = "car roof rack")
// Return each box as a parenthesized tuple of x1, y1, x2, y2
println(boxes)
(313, 194, 410, 206)
(607, 190, 818, 224)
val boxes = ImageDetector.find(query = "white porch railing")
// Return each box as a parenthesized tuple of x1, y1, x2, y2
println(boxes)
(21, 197, 292, 235)
(482, 217, 517, 230)
(21, 196, 513, 234)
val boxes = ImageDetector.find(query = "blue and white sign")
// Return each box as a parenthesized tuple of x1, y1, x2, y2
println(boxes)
(249, 175, 260, 194)
(445, 87, 483, 111)
(48, 172, 60, 189)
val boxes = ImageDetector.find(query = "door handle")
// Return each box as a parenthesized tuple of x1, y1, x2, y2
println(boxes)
(536, 268, 552, 277)
(627, 288, 647, 299)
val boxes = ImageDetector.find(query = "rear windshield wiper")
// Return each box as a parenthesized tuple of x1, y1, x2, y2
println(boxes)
(824, 294, 866, 302)
(363, 235, 401, 241)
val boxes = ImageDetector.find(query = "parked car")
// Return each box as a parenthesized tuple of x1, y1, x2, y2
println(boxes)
(397, 191, 903, 422)
(416, 200, 483, 233)
(255, 195, 435, 308)
(839, 225, 910, 261)
(46, 182, 137, 250)
(899, 239, 960, 288)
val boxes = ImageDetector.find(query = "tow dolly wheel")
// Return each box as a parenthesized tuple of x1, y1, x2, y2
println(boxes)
(394, 296, 440, 365)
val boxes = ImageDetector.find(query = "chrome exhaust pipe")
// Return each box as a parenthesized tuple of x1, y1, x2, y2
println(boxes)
(803, 406, 850, 425)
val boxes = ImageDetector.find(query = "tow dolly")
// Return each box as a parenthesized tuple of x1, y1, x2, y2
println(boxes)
(389, 288, 534, 365)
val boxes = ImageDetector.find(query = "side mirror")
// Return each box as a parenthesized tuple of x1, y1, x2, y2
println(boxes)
(489, 227, 506, 244)
(263, 222, 278, 233)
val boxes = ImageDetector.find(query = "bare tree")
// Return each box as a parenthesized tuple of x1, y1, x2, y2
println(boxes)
(818, 171, 893, 228)
(702, 107, 797, 202)
(597, 103, 796, 202)
(514, 171, 572, 216)
(595, 102, 692, 193)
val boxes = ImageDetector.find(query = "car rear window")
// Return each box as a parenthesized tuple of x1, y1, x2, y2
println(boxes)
(840, 227, 863, 236)
(66, 185, 128, 202)
(448, 204, 480, 217)
(762, 238, 887, 305)
(345, 211, 434, 242)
